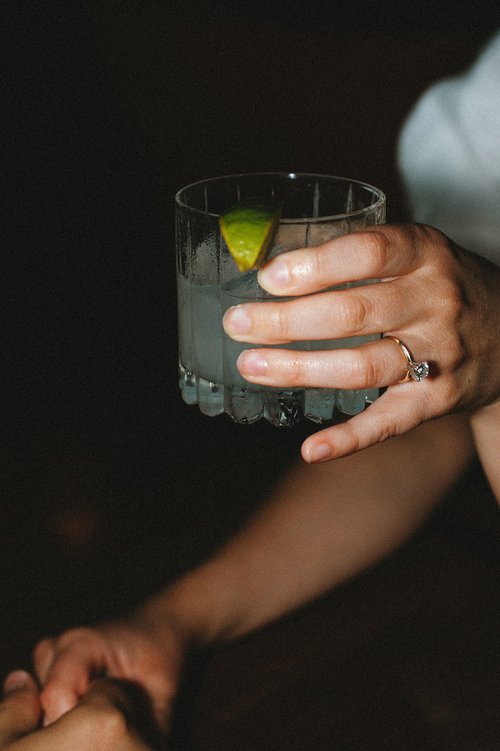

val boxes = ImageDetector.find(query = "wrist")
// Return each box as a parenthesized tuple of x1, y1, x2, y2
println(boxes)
(131, 560, 241, 651)
(129, 589, 198, 653)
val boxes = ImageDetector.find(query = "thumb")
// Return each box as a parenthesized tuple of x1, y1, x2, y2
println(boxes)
(0, 671, 41, 743)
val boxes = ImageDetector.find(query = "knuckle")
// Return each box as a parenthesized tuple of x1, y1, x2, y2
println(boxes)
(360, 229, 391, 274)
(283, 357, 304, 387)
(269, 303, 291, 340)
(341, 421, 373, 455)
(336, 294, 371, 333)
(312, 247, 333, 284)
(336, 351, 373, 389)
(437, 277, 464, 322)
(355, 350, 378, 386)
(413, 222, 440, 245)
(403, 222, 442, 256)
(374, 424, 395, 444)
(272, 353, 309, 387)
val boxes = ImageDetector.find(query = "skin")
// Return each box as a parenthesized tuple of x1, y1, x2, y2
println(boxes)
(32, 619, 184, 733)
(0, 672, 154, 750)
(222, 224, 500, 463)
(470, 400, 500, 494)
(31, 414, 477, 731)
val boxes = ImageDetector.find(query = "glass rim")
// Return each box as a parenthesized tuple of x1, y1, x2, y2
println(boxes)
(175, 172, 386, 223)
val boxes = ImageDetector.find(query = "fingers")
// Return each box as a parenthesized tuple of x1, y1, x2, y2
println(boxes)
(257, 223, 432, 296)
(223, 224, 456, 349)
(300, 385, 441, 463)
(34, 625, 178, 735)
(224, 280, 416, 345)
(24, 679, 154, 751)
(53, 679, 149, 749)
(0, 675, 146, 751)
(33, 638, 56, 683)
(236, 338, 408, 389)
(0, 671, 41, 744)
(34, 629, 110, 725)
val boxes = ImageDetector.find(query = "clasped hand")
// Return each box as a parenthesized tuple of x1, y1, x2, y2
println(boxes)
(0, 671, 159, 750)
(223, 224, 500, 462)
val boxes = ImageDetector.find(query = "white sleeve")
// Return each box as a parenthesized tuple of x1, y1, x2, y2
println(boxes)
(397, 32, 500, 265)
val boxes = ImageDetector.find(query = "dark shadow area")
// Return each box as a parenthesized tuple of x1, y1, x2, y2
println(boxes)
(3, 1, 500, 747)
(171, 462, 500, 750)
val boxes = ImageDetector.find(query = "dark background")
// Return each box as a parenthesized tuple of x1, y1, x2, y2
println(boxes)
(3, 2, 500, 747)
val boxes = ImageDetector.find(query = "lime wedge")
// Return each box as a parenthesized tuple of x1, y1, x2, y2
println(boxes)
(219, 203, 281, 272)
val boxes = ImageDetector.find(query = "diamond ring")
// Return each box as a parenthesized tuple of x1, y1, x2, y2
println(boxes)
(383, 335, 430, 383)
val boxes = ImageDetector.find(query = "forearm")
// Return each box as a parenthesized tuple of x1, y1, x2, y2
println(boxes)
(140, 413, 474, 647)
(470, 401, 500, 502)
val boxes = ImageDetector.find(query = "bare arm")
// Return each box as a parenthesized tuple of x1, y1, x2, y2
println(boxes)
(141, 412, 474, 645)
(470, 403, 500, 503)
(34, 413, 474, 726)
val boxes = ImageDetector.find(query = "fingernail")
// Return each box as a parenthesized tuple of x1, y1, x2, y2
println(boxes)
(3, 670, 32, 694)
(259, 259, 290, 289)
(237, 350, 268, 376)
(223, 305, 251, 335)
(305, 443, 331, 463)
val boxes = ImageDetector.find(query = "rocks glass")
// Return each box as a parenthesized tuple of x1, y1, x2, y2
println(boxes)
(176, 172, 386, 427)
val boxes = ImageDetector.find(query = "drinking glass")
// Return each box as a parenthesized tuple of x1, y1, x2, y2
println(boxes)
(176, 172, 386, 427)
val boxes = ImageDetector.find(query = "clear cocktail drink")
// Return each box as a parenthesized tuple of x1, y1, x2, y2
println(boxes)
(176, 173, 386, 427)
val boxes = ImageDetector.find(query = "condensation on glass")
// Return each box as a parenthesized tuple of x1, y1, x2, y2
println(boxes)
(175, 173, 386, 427)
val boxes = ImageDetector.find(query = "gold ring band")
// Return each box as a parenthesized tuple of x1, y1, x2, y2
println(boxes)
(383, 335, 430, 383)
